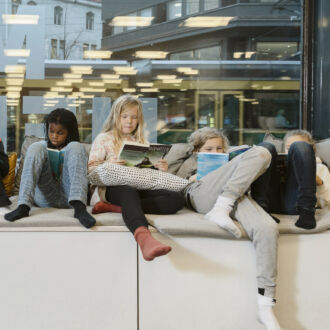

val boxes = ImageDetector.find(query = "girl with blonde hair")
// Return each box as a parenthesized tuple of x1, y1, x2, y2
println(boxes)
(88, 94, 184, 261)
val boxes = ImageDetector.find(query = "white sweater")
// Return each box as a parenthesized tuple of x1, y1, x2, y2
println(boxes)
(316, 157, 330, 208)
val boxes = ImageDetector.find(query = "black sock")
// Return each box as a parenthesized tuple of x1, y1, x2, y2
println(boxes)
(295, 208, 316, 229)
(4, 204, 30, 222)
(70, 200, 96, 229)
(257, 201, 280, 224)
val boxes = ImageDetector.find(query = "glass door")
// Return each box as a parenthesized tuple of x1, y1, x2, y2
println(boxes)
(219, 91, 244, 145)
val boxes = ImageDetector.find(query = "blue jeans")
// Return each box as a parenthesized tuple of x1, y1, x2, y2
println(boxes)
(251, 141, 316, 214)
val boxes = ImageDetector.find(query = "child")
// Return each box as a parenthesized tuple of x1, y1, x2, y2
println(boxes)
(252, 129, 330, 229)
(0, 138, 12, 207)
(5, 108, 96, 228)
(166, 127, 281, 330)
(88, 94, 184, 261)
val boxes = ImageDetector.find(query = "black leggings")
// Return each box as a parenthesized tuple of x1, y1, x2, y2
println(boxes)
(105, 185, 185, 234)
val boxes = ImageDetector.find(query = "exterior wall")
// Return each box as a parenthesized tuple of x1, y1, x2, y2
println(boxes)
(2, 0, 102, 60)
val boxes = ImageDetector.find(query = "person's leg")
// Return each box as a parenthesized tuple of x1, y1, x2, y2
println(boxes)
(188, 146, 271, 238)
(61, 142, 95, 228)
(138, 189, 185, 215)
(234, 196, 281, 330)
(0, 179, 11, 207)
(5, 141, 60, 221)
(105, 185, 171, 261)
(251, 142, 281, 221)
(283, 141, 316, 229)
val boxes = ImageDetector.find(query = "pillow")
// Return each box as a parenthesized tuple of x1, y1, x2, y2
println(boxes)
(263, 133, 284, 153)
(316, 138, 330, 168)
(88, 162, 189, 192)
(2, 152, 17, 196)
(14, 135, 44, 195)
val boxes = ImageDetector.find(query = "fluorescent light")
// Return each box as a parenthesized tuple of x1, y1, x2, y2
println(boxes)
(176, 67, 199, 75)
(45, 100, 58, 104)
(5, 79, 24, 85)
(80, 88, 106, 93)
(63, 73, 82, 79)
(233, 52, 244, 59)
(70, 66, 93, 74)
(7, 92, 20, 98)
(110, 16, 154, 27)
(156, 75, 177, 80)
(245, 51, 255, 59)
(136, 82, 153, 87)
(2, 14, 39, 25)
(113, 66, 137, 75)
(50, 87, 73, 92)
(101, 74, 120, 79)
(56, 81, 72, 86)
(123, 88, 136, 93)
(6, 73, 24, 78)
(65, 79, 83, 84)
(5, 65, 26, 73)
(183, 16, 234, 28)
(140, 88, 159, 92)
(88, 82, 105, 87)
(162, 79, 183, 84)
(4, 49, 30, 57)
(6, 86, 22, 92)
(103, 79, 122, 84)
(84, 50, 112, 59)
(81, 95, 94, 99)
(134, 51, 168, 59)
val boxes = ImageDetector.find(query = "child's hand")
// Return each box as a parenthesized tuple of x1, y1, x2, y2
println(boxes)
(108, 156, 126, 166)
(316, 175, 323, 185)
(188, 174, 197, 182)
(154, 159, 168, 172)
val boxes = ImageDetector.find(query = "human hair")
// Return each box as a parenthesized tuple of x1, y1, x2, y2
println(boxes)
(188, 127, 229, 152)
(102, 94, 146, 153)
(283, 129, 315, 150)
(44, 108, 80, 148)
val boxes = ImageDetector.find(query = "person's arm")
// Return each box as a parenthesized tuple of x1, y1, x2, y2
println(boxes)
(0, 139, 9, 179)
(88, 133, 125, 173)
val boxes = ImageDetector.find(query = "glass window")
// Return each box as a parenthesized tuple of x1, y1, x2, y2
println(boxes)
(168, 0, 182, 20)
(140, 8, 153, 17)
(170, 50, 194, 60)
(54, 6, 63, 25)
(195, 45, 221, 60)
(126, 12, 138, 31)
(59, 40, 65, 60)
(12, 0, 21, 14)
(186, 0, 199, 15)
(50, 39, 58, 59)
(256, 42, 299, 60)
(204, 0, 219, 11)
(86, 12, 94, 30)
(0, 0, 305, 154)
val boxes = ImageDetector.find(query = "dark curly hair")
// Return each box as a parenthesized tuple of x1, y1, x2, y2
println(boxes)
(44, 108, 80, 148)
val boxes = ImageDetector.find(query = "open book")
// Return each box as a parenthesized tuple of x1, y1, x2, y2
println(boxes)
(118, 142, 172, 167)
(197, 146, 251, 180)
(47, 148, 65, 179)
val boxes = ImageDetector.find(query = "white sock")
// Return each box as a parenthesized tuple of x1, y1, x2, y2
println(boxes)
(257, 294, 282, 330)
(205, 196, 242, 238)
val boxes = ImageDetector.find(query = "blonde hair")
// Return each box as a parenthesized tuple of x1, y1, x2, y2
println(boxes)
(284, 129, 315, 151)
(188, 127, 229, 152)
(102, 94, 147, 153)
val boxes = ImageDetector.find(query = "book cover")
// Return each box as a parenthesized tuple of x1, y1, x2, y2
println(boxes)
(228, 146, 251, 160)
(118, 142, 172, 167)
(47, 148, 65, 179)
(197, 152, 229, 180)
